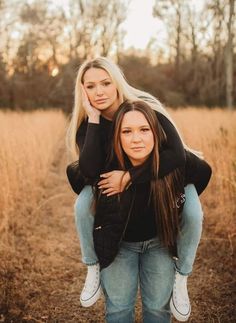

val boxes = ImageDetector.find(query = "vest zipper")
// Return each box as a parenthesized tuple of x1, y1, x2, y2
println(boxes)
(94, 192, 121, 231)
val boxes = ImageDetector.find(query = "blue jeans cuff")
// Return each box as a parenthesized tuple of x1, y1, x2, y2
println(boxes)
(174, 263, 191, 276)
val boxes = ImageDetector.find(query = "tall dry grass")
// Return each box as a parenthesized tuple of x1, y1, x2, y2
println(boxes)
(0, 107, 235, 247)
(171, 107, 236, 243)
(0, 109, 66, 246)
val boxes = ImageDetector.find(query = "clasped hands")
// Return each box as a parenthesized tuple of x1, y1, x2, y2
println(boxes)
(98, 170, 131, 196)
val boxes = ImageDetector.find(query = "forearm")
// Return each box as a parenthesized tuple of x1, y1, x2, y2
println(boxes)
(128, 146, 185, 184)
(79, 122, 104, 179)
(185, 151, 212, 195)
(157, 112, 186, 178)
(158, 149, 186, 178)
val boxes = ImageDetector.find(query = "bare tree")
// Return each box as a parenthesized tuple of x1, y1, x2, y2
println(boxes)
(225, 0, 235, 109)
(153, 0, 187, 77)
(61, 0, 126, 60)
(89, 0, 127, 56)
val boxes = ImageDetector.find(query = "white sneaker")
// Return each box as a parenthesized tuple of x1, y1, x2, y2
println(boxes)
(170, 272, 191, 321)
(80, 263, 102, 307)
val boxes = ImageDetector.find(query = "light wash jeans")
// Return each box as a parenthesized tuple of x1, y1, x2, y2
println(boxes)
(74, 184, 203, 274)
(101, 238, 174, 323)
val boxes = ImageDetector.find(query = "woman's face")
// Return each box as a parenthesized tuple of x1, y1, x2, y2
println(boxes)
(83, 68, 119, 117)
(120, 111, 154, 166)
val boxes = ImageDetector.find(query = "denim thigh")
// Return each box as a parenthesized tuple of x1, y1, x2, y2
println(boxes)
(74, 185, 98, 265)
(101, 238, 174, 323)
(176, 184, 203, 275)
(101, 242, 139, 323)
(140, 238, 174, 323)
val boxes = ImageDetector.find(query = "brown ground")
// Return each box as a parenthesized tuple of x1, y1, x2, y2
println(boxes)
(0, 141, 235, 323)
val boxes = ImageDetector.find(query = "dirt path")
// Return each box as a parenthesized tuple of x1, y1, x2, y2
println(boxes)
(0, 141, 235, 322)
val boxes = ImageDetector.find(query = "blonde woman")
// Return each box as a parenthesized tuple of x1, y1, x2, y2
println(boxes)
(66, 57, 211, 321)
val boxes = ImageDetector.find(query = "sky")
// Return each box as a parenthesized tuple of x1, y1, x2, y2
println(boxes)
(122, 0, 162, 50)
(122, 0, 205, 50)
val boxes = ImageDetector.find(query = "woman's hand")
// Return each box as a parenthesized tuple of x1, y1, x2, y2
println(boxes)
(98, 170, 131, 196)
(81, 85, 101, 123)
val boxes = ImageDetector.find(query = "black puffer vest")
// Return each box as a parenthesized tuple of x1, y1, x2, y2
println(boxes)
(93, 186, 136, 270)
(93, 181, 185, 270)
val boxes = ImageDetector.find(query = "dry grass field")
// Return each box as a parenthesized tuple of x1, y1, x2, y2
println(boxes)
(0, 110, 66, 245)
(0, 108, 235, 322)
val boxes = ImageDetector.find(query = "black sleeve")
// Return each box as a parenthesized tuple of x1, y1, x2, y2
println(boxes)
(129, 112, 186, 183)
(157, 112, 186, 177)
(76, 120, 104, 179)
(185, 151, 212, 195)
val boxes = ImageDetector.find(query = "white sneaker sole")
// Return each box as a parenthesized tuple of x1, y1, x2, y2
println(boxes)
(80, 284, 102, 307)
(170, 296, 191, 322)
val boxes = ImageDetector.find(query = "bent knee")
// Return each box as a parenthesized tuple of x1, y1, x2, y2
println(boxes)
(142, 284, 172, 312)
(182, 185, 203, 225)
(181, 204, 203, 228)
(101, 275, 137, 310)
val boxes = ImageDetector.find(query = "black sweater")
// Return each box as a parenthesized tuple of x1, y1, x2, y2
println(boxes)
(77, 112, 185, 180)
(76, 112, 211, 194)
(76, 112, 211, 242)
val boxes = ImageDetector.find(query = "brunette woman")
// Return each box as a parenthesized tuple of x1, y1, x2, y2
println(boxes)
(93, 100, 211, 322)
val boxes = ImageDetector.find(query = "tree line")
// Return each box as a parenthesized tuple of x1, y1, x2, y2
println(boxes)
(0, 0, 235, 111)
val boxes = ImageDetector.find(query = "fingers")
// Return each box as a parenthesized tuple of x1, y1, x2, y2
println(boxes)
(81, 85, 93, 110)
(81, 85, 87, 100)
(98, 178, 109, 186)
(98, 177, 118, 192)
(98, 184, 121, 196)
(106, 191, 119, 196)
(98, 181, 110, 190)
(100, 172, 112, 178)
(81, 84, 88, 97)
(101, 188, 119, 196)
(98, 172, 112, 186)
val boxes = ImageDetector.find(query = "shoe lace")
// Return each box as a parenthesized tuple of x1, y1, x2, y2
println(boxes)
(83, 267, 100, 293)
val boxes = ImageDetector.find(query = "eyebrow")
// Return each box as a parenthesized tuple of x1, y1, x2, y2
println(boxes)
(84, 78, 111, 84)
(121, 125, 150, 129)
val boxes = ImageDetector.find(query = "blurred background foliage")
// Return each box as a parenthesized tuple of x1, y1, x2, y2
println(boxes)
(0, 0, 235, 111)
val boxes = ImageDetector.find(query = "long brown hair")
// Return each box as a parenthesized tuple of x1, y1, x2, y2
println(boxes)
(110, 100, 183, 249)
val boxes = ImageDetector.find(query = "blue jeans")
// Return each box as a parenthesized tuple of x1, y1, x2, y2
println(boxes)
(101, 238, 174, 323)
(74, 184, 203, 274)
(176, 184, 203, 275)
(74, 185, 97, 265)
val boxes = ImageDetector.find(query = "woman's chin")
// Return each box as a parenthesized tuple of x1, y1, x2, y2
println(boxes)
(94, 103, 110, 111)
(128, 155, 148, 166)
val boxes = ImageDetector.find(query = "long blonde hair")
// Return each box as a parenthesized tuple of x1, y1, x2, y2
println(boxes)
(66, 56, 202, 160)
